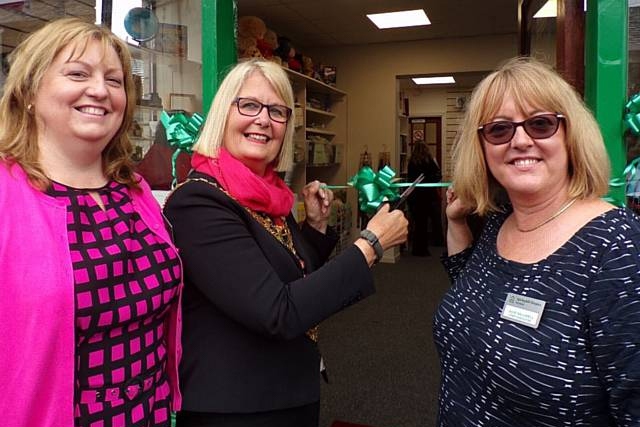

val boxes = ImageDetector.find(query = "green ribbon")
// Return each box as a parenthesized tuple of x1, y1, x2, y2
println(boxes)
(161, 110, 204, 187)
(337, 165, 451, 214)
(623, 156, 640, 198)
(624, 93, 640, 135)
(602, 156, 640, 206)
(614, 93, 640, 206)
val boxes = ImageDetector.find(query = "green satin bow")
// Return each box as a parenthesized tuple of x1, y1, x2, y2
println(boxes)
(607, 94, 640, 205)
(623, 156, 640, 197)
(348, 165, 401, 214)
(160, 111, 204, 187)
(624, 93, 640, 135)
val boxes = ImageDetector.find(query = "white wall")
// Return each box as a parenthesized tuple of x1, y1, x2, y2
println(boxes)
(308, 34, 518, 186)
(304, 34, 516, 235)
(406, 87, 448, 117)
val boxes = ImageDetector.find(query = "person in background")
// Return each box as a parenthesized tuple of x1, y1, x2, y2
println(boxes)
(435, 56, 640, 426)
(0, 18, 183, 427)
(164, 58, 408, 427)
(407, 141, 443, 255)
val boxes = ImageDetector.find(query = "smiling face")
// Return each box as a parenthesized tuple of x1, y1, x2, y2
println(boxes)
(34, 38, 126, 161)
(483, 94, 570, 202)
(222, 72, 287, 175)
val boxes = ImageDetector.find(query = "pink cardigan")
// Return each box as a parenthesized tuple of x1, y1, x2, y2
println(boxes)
(0, 162, 183, 427)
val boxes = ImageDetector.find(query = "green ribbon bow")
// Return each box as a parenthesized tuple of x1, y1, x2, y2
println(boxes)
(602, 156, 640, 206)
(624, 93, 640, 135)
(347, 165, 401, 214)
(624, 156, 640, 197)
(160, 110, 204, 187)
(608, 94, 640, 205)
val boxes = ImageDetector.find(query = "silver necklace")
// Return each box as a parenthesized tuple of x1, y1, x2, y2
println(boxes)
(516, 198, 578, 233)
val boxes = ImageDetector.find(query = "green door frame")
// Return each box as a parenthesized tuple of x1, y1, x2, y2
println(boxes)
(584, 0, 628, 205)
(201, 0, 238, 115)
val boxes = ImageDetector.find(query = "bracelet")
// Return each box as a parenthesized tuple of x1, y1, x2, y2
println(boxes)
(359, 229, 384, 263)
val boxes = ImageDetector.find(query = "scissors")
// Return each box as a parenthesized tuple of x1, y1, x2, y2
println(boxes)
(379, 173, 425, 211)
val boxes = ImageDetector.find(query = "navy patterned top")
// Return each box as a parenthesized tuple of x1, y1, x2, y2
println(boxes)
(434, 207, 640, 426)
(47, 181, 181, 427)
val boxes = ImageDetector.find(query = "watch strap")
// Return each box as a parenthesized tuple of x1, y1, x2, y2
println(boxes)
(359, 229, 384, 263)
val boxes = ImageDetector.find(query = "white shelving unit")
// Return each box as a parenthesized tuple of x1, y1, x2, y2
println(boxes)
(284, 68, 348, 195)
(284, 68, 351, 250)
(398, 114, 409, 178)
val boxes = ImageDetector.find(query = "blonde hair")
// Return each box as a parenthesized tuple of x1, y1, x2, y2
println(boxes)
(452, 56, 610, 215)
(0, 17, 137, 189)
(193, 59, 295, 172)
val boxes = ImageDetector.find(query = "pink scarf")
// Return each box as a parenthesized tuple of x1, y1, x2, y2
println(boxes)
(191, 149, 294, 219)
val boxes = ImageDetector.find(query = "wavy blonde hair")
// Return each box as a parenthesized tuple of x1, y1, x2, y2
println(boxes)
(193, 58, 295, 172)
(452, 56, 609, 215)
(0, 17, 137, 190)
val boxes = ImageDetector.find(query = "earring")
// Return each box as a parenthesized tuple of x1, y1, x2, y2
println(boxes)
(27, 104, 32, 112)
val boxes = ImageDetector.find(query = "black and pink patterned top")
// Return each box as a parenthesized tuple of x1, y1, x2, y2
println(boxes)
(47, 180, 181, 427)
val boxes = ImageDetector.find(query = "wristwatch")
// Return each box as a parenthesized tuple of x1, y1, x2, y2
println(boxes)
(359, 229, 384, 263)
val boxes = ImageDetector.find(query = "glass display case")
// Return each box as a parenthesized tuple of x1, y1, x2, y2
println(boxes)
(117, 0, 202, 189)
(0, 0, 202, 189)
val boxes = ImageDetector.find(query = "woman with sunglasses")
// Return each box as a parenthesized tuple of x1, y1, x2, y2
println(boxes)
(164, 59, 407, 427)
(435, 57, 640, 426)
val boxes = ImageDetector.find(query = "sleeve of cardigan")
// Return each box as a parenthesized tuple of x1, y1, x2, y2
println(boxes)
(586, 228, 640, 425)
(164, 180, 375, 341)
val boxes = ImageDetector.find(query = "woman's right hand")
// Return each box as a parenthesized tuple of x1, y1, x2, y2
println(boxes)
(355, 204, 408, 266)
(366, 203, 409, 250)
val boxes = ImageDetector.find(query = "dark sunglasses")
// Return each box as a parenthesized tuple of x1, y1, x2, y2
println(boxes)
(232, 97, 292, 123)
(478, 113, 565, 145)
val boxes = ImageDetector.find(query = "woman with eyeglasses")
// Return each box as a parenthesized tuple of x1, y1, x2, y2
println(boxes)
(163, 59, 408, 427)
(434, 56, 640, 426)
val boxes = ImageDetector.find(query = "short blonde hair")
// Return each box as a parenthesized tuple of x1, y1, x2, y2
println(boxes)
(452, 56, 610, 215)
(0, 17, 137, 189)
(194, 59, 295, 172)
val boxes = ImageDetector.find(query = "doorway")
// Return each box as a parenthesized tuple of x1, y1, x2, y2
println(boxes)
(410, 117, 442, 168)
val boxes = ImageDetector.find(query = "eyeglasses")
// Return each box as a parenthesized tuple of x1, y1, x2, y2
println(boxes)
(478, 113, 565, 145)
(232, 97, 292, 123)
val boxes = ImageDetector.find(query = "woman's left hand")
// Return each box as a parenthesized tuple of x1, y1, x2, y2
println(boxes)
(302, 180, 334, 233)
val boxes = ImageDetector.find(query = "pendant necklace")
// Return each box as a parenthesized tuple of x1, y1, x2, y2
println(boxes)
(516, 198, 578, 233)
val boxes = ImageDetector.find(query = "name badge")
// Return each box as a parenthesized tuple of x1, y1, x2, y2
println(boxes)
(500, 293, 546, 329)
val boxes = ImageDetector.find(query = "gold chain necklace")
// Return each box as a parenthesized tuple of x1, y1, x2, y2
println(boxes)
(516, 198, 578, 233)
(174, 176, 319, 342)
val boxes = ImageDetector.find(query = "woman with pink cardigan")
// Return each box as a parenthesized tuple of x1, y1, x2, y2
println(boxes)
(0, 18, 182, 427)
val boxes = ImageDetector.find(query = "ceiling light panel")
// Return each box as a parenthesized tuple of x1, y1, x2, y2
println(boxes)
(534, 0, 587, 18)
(367, 9, 431, 29)
(412, 76, 456, 85)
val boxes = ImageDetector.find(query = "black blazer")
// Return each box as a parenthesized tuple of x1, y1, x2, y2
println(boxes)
(164, 172, 375, 413)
